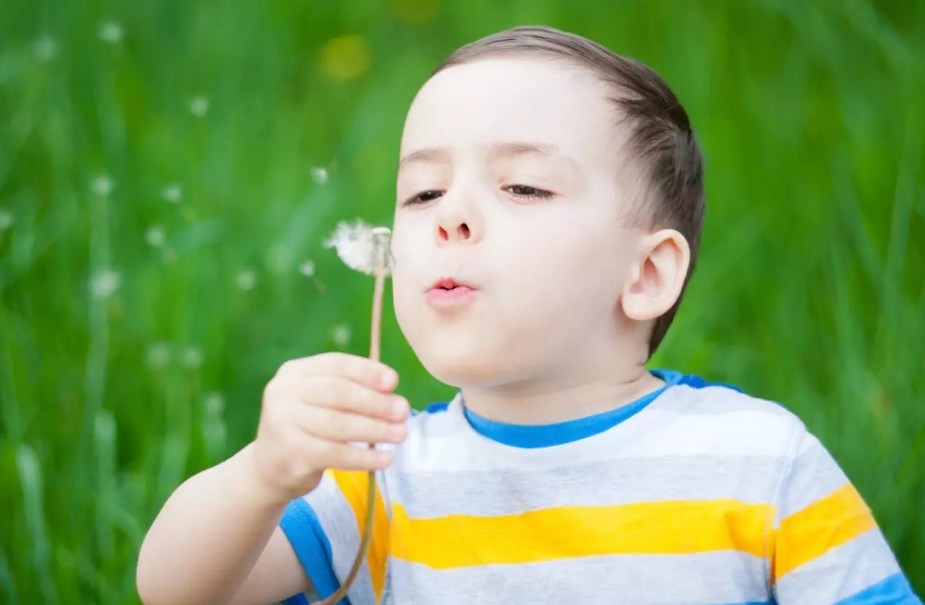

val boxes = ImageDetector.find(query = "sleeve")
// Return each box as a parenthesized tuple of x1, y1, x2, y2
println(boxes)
(279, 469, 391, 605)
(770, 427, 922, 605)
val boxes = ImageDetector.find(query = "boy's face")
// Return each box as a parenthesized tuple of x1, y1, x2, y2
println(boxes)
(391, 56, 649, 388)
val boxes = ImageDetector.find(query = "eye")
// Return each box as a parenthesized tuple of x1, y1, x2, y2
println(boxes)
(402, 190, 443, 206)
(505, 185, 554, 201)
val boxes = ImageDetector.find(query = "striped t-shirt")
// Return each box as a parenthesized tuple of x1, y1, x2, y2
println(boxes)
(279, 370, 921, 605)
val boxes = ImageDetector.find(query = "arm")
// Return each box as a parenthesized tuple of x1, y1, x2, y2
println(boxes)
(136, 445, 312, 605)
(771, 428, 922, 605)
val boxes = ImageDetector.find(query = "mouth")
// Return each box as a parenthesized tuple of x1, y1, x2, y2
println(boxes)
(425, 277, 478, 308)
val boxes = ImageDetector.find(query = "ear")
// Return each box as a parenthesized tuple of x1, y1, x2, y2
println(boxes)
(621, 229, 691, 322)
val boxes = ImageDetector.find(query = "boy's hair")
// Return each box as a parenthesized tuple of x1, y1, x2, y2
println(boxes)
(431, 25, 705, 357)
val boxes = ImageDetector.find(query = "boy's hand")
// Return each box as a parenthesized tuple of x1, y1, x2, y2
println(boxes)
(249, 352, 409, 505)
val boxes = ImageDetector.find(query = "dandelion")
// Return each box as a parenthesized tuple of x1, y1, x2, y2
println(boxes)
(299, 260, 315, 277)
(181, 347, 203, 369)
(189, 96, 209, 118)
(311, 167, 329, 185)
(33, 35, 58, 62)
(236, 269, 256, 291)
(90, 270, 121, 299)
(332, 324, 352, 348)
(99, 21, 124, 44)
(145, 342, 171, 369)
(203, 392, 225, 415)
(162, 183, 183, 203)
(145, 225, 165, 247)
(318, 219, 392, 605)
(91, 175, 113, 197)
(0, 209, 13, 231)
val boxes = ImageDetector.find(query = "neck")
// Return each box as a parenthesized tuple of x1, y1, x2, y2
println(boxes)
(458, 358, 664, 426)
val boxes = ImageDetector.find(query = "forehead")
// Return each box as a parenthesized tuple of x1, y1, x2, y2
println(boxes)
(400, 56, 621, 165)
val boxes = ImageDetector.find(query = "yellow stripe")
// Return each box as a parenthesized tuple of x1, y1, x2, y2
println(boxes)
(773, 483, 876, 580)
(389, 499, 773, 569)
(331, 470, 390, 603)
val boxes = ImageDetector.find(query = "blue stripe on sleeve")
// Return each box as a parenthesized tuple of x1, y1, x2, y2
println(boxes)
(279, 497, 349, 605)
(833, 573, 923, 605)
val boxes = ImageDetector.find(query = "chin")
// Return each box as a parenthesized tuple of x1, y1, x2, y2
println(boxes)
(415, 340, 514, 387)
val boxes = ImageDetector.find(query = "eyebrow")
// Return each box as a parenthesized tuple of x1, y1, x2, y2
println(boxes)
(398, 141, 576, 170)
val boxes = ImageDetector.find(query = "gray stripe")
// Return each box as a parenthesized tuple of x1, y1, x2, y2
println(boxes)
(778, 432, 850, 518)
(386, 550, 769, 605)
(390, 454, 786, 518)
(775, 528, 901, 605)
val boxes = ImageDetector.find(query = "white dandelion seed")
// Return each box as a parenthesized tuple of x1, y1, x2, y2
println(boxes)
(145, 342, 171, 369)
(90, 270, 121, 298)
(91, 175, 113, 197)
(189, 96, 210, 118)
(203, 392, 225, 415)
(0, 209, 13, 231)
(181, 347, 203, 369)
(162, 183, 183, 203)
(99, 21, 124, 44)
(323, 220, 393, 276)
(33, 35, 58, 62)
(299, 260, 315, 277)
(145, 225, 165, 247)
(310, 167, 329, 185)
(236, 269, 256, 291)
(332, 324, 351, 348)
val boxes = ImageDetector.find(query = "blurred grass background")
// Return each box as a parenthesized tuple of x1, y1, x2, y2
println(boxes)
(1, 0, 924, 603)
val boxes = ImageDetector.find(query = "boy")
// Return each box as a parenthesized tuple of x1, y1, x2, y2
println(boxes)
(136, 25, 922, 605)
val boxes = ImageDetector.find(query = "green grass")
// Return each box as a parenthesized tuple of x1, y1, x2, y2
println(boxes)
(1, 0, 924, 603)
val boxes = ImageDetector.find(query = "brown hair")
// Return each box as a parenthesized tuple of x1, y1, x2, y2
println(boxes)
(431, 25, 705, 358)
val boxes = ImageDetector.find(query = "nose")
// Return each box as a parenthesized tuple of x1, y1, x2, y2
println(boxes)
(434, 186, 482, 245)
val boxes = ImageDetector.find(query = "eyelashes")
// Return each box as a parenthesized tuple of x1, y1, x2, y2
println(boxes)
(402, 185, 555, 207)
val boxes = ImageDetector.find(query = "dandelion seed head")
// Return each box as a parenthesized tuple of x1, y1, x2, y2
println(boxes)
(33, 35, 58, 62)
(145, 225, 165, 247)
(91, 175, 113, 197)
(162, 183, 183, 203)
(299, 260, 315, 277)
(324, 220, 392, 276)
(0, 209, 13, 231)
(189, 96, 210, 118)
(311, 167, 329, 184)
(90, 270, 121, 298)
(145, 342, 171, 368)
(236, 269, 256, 291)
(181, 347, 203, 369)
(204, 393, 225, 415)
(332, 324, 351, 348)
(99, 21, 124, 44)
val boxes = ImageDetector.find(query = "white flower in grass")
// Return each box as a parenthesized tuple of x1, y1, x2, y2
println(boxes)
(236, 269, 256, 291)
(299, 260, 315, 277)
(90, 270, 121, 299)
(0, 209, 13, 231)
(311, 167, 329, 184)
(189, 96, 210, 118)
(145, 224, 165, 247)
(332, 324, 351, 348)
(181, 347, 203, 369)
(33, 35, 58, 62)
(204, 393, 225, 415)
(145, 342, 171, 369)
(99, 21, 124, 44)
(162, 183, 183, 203)
(91, 175, 113, 197)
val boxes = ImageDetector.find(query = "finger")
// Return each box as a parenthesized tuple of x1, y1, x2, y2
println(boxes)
(279, 353, 399, 392)
(276, 376, 410, 422)
(298, 404, 408, 444)
(314, 441, 393, 472)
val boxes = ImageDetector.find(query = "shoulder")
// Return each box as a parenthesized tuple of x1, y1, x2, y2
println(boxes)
(648, 370, 809, 459)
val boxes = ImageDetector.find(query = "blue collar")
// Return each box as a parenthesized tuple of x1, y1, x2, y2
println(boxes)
(462, 369, 692, 449)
